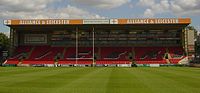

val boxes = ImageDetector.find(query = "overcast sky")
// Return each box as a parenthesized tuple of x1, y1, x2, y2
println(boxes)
(1, 0, 200, 36)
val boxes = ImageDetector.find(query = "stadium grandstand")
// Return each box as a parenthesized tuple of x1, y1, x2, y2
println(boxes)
(3, 18, 195, 67)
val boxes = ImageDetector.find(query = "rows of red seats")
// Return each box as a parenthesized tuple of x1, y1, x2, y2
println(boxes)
(96, 61, 131, 64)
(6, 46, 32, 64)
(5, 46, 186, 65)
(96, 47, 131, 64)
(58, 60, 92, 64)
(23, 46, 64, 64)
(134, 47, 167, 64)
(9, 46, 32, 60)
(100, 47, 131, 60)
(168, 47, 185, 64)
(58, 47, 94, 64)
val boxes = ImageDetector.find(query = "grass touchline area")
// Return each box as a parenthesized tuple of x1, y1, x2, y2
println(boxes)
(0, 67, 199, 93)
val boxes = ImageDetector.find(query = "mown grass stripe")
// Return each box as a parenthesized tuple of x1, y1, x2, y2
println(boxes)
(51, 68, 107, 93)
(0, 67, 199, 93)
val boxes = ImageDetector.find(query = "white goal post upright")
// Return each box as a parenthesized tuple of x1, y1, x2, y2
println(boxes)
(92, 27, 95, 66)
(75, 26, 95, 66)
(76, 27, 78, 66)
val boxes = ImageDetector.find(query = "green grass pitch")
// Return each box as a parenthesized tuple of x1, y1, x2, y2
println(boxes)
(0, 67, 200, 93)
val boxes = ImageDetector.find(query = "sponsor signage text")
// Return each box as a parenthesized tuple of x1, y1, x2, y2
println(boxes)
(4, 18, 191, 25)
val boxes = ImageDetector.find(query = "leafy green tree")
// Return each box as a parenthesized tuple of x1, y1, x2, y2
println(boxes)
(0, 32, 9, 50)
(0, 32, 10, 64)
(195, 32, 200, 63)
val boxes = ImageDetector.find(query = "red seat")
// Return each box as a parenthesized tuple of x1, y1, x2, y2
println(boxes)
(58, 61, 92, 64)
(96, 61, 130, 64)
(23, 60, 54, 64)
(168, 47, 186, 64)
(96, 47, 131, 64)
(22, 46, 64, 64)
(5, 46, 32, 65)
(5, 60, 19, 64)
(136, 60, 167, 64)
(169, 59, 185, 64)
(135, 47, 167, 64)
(7, 46, 186, 65)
